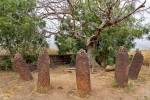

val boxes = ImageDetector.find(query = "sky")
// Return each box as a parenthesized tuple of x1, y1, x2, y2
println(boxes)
(133, 0, 150, 50)
(47, 0, 150, 50)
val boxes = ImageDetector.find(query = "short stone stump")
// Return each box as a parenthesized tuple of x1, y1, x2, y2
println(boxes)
(13, 53, 33, 81)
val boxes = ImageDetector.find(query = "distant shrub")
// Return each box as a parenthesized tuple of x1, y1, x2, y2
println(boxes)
(0, 56, 12, 70)
(24, 53, 39, 64)
(0, 53, 39, 71)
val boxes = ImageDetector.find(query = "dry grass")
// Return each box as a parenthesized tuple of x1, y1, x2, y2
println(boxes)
(141, 50, 150, 66)
(1, 65, 150, 100)
(0, 64, 150, 100)
(0, 49, 9, 56)
(0, 72, 24, 98)
(47, 48, 74, 55)
(47, 48, 58, 55)
(129, 50, 150, 66)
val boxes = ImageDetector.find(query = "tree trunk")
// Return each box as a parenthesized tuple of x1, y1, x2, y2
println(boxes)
(87, 42, 100, 71)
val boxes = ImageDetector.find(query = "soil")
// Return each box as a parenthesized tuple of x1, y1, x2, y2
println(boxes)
(0, 65, 150, 100)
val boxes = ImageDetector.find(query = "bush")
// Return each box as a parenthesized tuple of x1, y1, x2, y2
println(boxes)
(24, 53, 39, 64)
(0, 56, 12, 70)
(111, 78, 118, 88)
(0, 53, 39, 71)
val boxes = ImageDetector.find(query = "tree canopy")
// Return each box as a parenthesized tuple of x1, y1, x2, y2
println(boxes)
(36, 0, 150, 67)
(0, 0, 48, 58)
(55, 1, 150, 66)
(0, 0, 49, 70)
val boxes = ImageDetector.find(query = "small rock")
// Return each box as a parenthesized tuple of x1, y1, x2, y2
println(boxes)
(105, 65, 115, 71)
(66, 90, 74, 96)
(57, 86, 63, 90)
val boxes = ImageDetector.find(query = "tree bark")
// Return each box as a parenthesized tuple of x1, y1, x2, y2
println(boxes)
(87, 42, 100, 70)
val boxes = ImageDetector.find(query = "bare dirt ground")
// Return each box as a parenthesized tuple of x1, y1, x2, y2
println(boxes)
(0, 65, 150, 100)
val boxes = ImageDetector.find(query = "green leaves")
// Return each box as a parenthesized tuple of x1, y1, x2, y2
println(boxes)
(0, 0, 47, 59)
(55, 0, 150, 66)
(55, 35, 85, 55)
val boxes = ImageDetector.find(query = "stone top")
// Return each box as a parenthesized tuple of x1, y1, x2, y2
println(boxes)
(38, 47, 50, 63)
(14, 53, 22, 59)
(39, 47, 47, 54)
(135, 49, 142, 54)
(77, 49, 86, 54)
(118, 46, 127, 52)
(76, 49, 88, 60)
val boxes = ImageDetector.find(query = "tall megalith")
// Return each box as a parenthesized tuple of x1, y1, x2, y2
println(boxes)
(37, 47, 50, 93)
(115, 46, 129, 87)
(76, 49, 91, 97)
(129, 50, 143, 80)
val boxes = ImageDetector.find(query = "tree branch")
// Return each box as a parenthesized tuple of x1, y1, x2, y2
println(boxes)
(87, 0, 148, 46)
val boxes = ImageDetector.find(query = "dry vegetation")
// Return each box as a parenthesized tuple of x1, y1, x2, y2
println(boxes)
(0, 49, 8, 56)
(47, 48, 74, 55)
(129, 50, 150, 66)
(0, 50, 150, 100)
(0, 65, 150, 100)
(47, 48, 58, 55)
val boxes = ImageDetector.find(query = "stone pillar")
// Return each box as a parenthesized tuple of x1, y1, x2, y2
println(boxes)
(76, 49, 91, 97)
(37, 47, 50, 93)
(13, 53, 33, 81)
(115, 46, 129, 87)
(129, 51, 143, 80)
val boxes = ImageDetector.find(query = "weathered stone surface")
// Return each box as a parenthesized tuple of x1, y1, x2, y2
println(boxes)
(76, 49, 91, 97)
(129, 51, 143, 80)
(13, 53, 33, 81)
(37, 47, 50, 93)
(115, 46, 129, 87)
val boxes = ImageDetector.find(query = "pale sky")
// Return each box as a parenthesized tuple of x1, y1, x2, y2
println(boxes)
(133, 0, 150, 50)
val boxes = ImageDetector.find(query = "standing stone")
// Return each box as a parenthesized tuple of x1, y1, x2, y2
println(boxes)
(13, 53, 33, 81)
(76, 49, 91, 97)
(115, 46, 129, 87)
(37, 47, 50, 93)
(129, 50, 143, 80)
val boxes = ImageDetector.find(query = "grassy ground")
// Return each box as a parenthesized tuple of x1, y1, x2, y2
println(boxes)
(129, 50, 150, 66)
(0, 49, 150, 100)
(0, 65, 150, 100)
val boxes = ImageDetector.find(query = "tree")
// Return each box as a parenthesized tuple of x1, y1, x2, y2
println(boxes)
(0, 0, 48, 59)
(56, 5, 150, 66)
(94, 21, 149, 67)
(36, 0, 150, 68)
